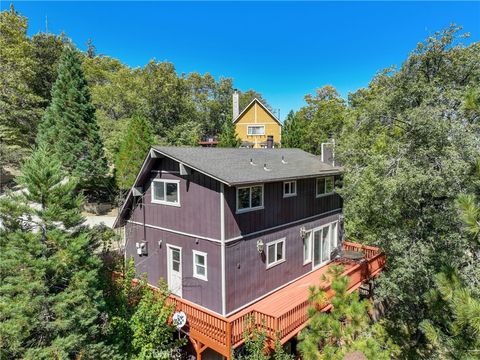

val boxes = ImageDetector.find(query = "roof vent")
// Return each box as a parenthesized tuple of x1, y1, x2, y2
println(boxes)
(250, 158, 256, 166)
(281, 155, 287, 164)
(263, 163, 271, 171)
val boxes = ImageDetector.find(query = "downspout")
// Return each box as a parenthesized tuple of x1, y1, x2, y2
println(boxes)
(220, 183, 226, 316)
(142, 195, 146, 242)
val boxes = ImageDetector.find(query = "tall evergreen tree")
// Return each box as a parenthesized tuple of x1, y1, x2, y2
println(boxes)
(0, 5, 43, 168)
(281, 110, 306, 149)
(115, 114, 155, 190)
(298, 266, 398, 360)
(37, 45, 109, 194)
(0, 146, 114, 359)
(218, 118, 241, 148)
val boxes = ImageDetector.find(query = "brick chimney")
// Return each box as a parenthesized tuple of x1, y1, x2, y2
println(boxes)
(232, 90, 239, 120)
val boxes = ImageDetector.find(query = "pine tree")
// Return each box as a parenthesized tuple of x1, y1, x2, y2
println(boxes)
(115, 114, 155, 190)
(0, 146, 115, 359)
(281, 110, 306, 149)
(218, 118, 241, 148)
(420, 269, 480, 359)
(298, 266, 397, 360)
(37, 45, 109, 194)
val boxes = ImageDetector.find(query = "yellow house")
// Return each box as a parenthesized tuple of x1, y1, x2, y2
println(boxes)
(233, 97, 282, 148)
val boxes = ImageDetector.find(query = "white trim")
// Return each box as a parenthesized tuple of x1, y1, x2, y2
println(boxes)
(303, 230, 312, 265)
(126, 220, 222, 243)
(226, 208, 340, 243)
(220, 183, 226, 316)
(127, 208, 341, 245)
(265, 238, 286, 269)
(315, 176, 335, 198)
(151, 170, 180, 174)
(151, 179, 181, 207)
(247, 125, 266, 136)
(236, 184, 264, 213)
(192, 250, 208, 281)
(233, 98, 282, 126)
(283, 180, 297, 198)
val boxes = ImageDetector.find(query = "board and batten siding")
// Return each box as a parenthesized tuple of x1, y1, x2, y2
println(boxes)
(224, 212, 341, 314)
(125, 222, 223, 313)
(128, 157, 222, 240)
(223, 177, 342, 239)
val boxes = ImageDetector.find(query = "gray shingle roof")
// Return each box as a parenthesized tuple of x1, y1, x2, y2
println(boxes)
(152, 146, 341, 186)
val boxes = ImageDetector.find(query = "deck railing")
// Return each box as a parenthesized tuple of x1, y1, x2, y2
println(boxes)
(165, 241, 385, 357)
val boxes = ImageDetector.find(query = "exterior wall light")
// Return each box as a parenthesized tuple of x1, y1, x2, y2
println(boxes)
(136, 241, 148, 256)
(256, 239, 264, 253)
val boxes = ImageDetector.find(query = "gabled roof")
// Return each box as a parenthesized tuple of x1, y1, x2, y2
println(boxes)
(233, 98, 282, 126)
(113, 146, 341, 228)
(151, 146, 340, 186)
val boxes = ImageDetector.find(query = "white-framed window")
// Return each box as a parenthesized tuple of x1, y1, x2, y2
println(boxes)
(192, 250, 208, 281)
(316, 176, 335, 197)
(266, 238, 286, 268)
(283, 180, 297, 197)
(151, 179, 180, 206)
(236, 185, 264, 213)
(303, 231, 312, 264)
(247, 125, 265, 136)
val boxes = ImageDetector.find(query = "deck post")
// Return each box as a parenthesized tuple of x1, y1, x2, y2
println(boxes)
(225, 321, 232, 357)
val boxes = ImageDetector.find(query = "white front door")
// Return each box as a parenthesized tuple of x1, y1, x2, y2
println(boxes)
(167, 245, 182, 297)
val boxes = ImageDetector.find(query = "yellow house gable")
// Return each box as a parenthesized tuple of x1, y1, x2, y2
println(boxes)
(233, 99, 282, 148)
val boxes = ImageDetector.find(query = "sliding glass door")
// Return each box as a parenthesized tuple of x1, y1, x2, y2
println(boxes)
(312, 222, 338, 269)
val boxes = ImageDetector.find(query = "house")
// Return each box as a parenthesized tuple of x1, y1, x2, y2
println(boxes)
(232, 92, 282, 148)
(114, 146, 385, 359)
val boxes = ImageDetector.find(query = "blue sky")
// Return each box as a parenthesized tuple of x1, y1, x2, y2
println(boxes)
(6, 1, 480, 120)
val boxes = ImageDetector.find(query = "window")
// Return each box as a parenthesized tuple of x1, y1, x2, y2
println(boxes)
(236, 185, 264, 212)
(283, 180, 297, 197)
(193, 250, 207, 281)
(152, 179, 180, 206)
(247, 125, 265, 135)
(303, 231, 312, 264)
(266, 238, 285, 268)
(316, 176, 335, 197)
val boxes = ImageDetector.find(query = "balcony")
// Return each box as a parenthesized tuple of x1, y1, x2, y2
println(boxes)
(167, 241, 385, 359)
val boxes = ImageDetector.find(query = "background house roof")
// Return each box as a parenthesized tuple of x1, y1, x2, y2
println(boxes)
(152, 146, 341, 186)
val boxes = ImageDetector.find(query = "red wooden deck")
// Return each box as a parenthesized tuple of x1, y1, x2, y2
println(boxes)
(167, 241, 385, 359)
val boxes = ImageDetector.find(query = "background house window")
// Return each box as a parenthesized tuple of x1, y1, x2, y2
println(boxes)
(237, 185, 264, 212)
(193, 250, 207, 281)
(283, 180, 297, 197)
(266, 238, 285, 268)
(247, 125, 265, 135)
(152, 179, 180, 206)
(316, 176, 335, 197)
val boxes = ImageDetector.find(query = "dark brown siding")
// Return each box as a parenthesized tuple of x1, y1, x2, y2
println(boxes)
(128, 157, 221, 240)
(225, 212, 341, 314)
(223, 177, 342, 239)
(125, 222, 223, 314)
